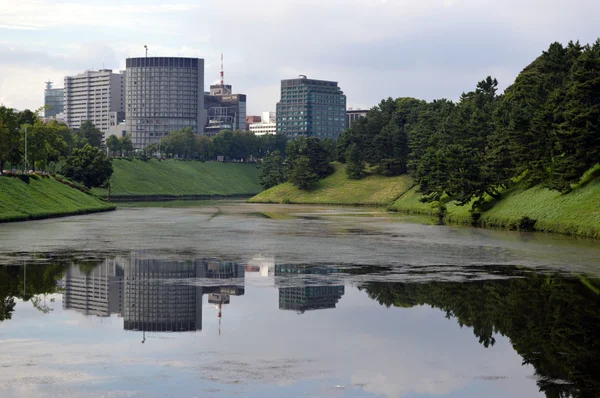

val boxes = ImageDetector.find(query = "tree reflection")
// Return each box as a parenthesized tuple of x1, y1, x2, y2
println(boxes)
(0, 263, 68, 321)
(361, 271, 600, 398)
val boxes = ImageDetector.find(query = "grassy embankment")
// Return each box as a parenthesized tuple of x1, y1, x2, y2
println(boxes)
(0, 176, 115, 223)
(91, 159, 262, 200)
(250, 163, 600, 238)
(248, 163, 414, 206)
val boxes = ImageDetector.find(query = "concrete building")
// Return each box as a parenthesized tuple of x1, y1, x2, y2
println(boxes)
(204, 83, 247, 137)
(125, 57, 204, 149)
(249, 111, 276, 136)
(276, 76, 346, 139)
(64, 69, 125, 133)
(44, 81, 64, 118)
(346, 109, 369, 129)
(62, 260, 124, 317)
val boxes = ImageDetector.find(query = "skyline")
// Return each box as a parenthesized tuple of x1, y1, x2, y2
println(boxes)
(1, 0, 599, 114)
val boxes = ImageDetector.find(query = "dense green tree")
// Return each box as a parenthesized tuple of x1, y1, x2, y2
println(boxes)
(20, 121, 68, 171)
(106, 135, 121, 156)
(259, 150, 287, 189)
(345, 143, 365, 179)
(286, 136, 334, 189)
(62, 144, 113, 187)
(75, 121, 104, 148)
(119, 134, 134, 156)
(0, 106, 21, 173)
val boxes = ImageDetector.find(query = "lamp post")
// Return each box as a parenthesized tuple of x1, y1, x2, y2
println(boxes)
(24, 126, 28, 172)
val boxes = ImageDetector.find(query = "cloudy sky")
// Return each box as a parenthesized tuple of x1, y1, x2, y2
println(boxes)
(0, 0, 598, 114)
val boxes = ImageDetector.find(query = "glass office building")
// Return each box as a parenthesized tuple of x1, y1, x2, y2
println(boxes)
(276, 76, 346, 139)
(125, 57, 204, 149)
(44, 82, 64, 118)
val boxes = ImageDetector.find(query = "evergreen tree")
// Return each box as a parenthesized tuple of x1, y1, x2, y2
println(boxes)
(259, 150, 287, 189)
(76, 121, 104, 148)
(62, 144, 113, 188)
(345, 143, 365, 179)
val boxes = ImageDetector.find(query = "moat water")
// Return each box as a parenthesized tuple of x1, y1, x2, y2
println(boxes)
(1, 202, 599, 397)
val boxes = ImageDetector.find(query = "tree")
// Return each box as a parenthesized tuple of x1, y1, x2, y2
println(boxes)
(62, 144, 113, 187)
(119, 135, 133, 156)
(259, 150, 286, 189)
(75, 121, 104, 148)
(19, 121, 68, 171)
(345, 143, 365, 179)
(0, 106, 20, 174)
(289, 155, 319, 189)
(106, 135, 121, 157)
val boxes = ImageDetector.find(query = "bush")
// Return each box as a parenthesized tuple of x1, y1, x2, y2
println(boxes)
(517, 216, 537, 232)
(18, 174, 30, 184)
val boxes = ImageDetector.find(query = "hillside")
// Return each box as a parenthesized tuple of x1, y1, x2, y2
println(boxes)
(92, 159, 261, 199)
(250, 163, 600, 239)
(248, 164, 414, 206)
(0, 176, 115, 223)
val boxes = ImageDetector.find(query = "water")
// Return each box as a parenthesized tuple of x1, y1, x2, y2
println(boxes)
(0, 202, 599, 397)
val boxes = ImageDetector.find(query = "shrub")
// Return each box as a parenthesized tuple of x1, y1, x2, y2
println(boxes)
(18, 174, 30, 184)
(518, 216, 537, 232)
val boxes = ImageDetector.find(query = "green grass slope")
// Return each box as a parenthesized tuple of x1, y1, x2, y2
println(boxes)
(249, 164, 414, 206)
(479, 178, 600, 238)
(93, 159, 261, 198)
(0, 176, 115, 222)
(390, 173, 600, 239)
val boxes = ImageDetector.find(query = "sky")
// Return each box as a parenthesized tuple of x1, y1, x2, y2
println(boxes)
(0, 0, 599, 115)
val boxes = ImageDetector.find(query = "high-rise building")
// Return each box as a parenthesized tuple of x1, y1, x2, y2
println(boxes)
(346, 109, 368, 129)
(276, 76, 346, 139)
(44, 81, 64, 118)
(64, 69, 125, 133)
(204, 83, 246, 137)
(125, 57, 205, 149)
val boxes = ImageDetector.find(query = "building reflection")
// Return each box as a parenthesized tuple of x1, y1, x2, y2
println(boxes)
(275, 264, 345, 313)
(61, 255, 244, 333)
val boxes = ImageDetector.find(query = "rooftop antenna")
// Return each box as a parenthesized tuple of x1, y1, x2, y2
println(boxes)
(220, 53, 224, 87)
(144, 45, 148, 58)
(45, 80, 53, 90)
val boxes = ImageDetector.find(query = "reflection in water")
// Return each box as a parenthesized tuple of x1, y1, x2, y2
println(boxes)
(1, 257, 599, 397)
(361, 270, 600, 397)
(275, 264, 345, 313)
(61, 255, 245, 333)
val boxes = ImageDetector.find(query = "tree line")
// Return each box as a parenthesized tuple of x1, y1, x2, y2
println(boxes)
(0, 109, 112, 187)
(334, 39, 600, 210)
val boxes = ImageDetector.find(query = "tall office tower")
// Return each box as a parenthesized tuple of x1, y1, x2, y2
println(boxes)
(64, 69, 125, 133)
(276, 76, 346, 139)
(44, 81, 64, 118)
(125, 57, 204, 149)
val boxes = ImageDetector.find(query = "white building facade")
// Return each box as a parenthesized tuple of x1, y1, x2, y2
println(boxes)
(64, 69, 125, 133)
(249, 111, 276, 136)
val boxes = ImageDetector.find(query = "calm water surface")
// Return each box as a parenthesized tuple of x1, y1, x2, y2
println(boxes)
(0, 202, 599, 398)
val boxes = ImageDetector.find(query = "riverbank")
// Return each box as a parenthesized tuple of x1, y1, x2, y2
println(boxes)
(249, 164, 600, 239)
(0, 176, 115, 223)
(91, 159, 261, 200)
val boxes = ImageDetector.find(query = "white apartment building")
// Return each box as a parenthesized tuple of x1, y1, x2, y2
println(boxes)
(64, 69, 125, 133)
(249, 111, 276, 136)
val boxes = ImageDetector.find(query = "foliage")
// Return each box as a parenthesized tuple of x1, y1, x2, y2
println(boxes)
(62, 144, 113, 188)
(259, 150, 287, 190)
(286, 136, 334, 190)
(75, 121, 104, 148)
(345, 143, 365, 179)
